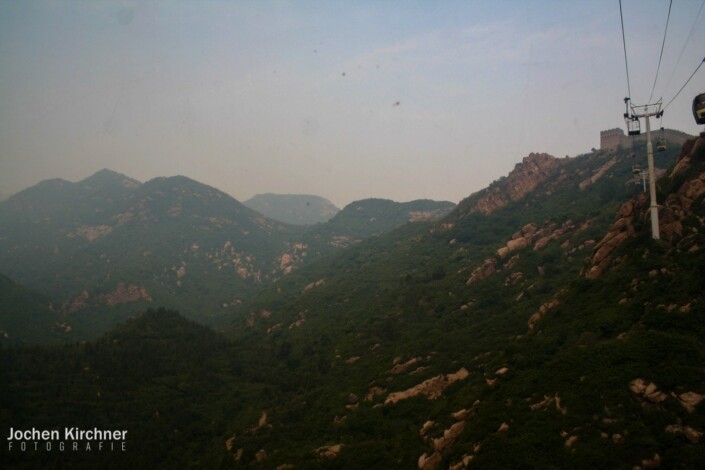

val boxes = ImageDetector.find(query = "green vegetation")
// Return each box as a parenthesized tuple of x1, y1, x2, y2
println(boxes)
(2, 140, 704, 468)
(0, 171, 455, 340)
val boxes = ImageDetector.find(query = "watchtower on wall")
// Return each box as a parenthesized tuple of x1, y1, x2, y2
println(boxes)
(600, 128, 625, 152)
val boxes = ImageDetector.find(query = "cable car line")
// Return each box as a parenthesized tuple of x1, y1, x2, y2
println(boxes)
(648, 0, 672, 103)
(619, 0, 633, 100)
(659, 0, 705, 101)
(663, 57, 705, 111)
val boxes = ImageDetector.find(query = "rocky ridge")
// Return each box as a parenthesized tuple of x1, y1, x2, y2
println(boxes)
(586, 137, 705, 279)
(457, 153, 567, 216)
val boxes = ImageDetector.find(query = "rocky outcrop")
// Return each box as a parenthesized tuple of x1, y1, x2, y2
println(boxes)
(408, 208, 454, 222)
(61, 283, 151, 313)
(585, 198, 640, 279)
(586, 137, 704, 278)
(345, 356, 360, 365)
(385, 368, 469, 404)
(527, 295, 562, 331)
(278, 243, 308, 275)
(366, 386, 386, 401)
(69, 224, 113, 242)
(497, 221, 575, 258)
(432, 421, 466, 453)
(460, 153, 566, 216)
(418, 451, 443, 470)
(315, 444, 343, 460)
(418, 404, 479, 470)
(389, 357, 420, 374)
(665, 424, 702, 443)
(225, 435, 236, 452)
(257, 411, 268, 430)
(466, 258, 497, 286)
(255, 449, 267, 462)
(61, 290, 90, 313)
(99, 283, 152, 306)
(629, 378, 668, 404)
(674, 391, 704, 413)
(288, 311, 306, 329)
(466, 221, 576, 286)
(659, 142, 705, 244)
(529, 393, 567, 414)
(303, 278, 326, 292)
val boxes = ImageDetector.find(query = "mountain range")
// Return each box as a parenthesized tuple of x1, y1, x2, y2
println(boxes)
(2, 134, 704, 468)
(0, 171, 454, 342)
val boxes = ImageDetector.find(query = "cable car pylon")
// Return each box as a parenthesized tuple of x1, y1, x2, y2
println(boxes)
(624, 98, 663, 240)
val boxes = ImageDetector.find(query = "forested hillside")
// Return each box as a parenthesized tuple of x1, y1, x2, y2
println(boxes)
(0, 171, 452, 341)
(3, 138, 703, 468)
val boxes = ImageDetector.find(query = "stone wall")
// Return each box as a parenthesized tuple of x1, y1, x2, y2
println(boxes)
(600, 128, 695, 152)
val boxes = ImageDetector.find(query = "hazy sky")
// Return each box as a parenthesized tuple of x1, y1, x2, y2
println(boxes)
(1, 1, 703, 207)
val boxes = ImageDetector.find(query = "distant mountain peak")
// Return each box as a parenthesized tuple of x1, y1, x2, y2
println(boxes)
(142, 175, 240, 204)
(244, 193, 340, 225)
(80, 169, 141, 190)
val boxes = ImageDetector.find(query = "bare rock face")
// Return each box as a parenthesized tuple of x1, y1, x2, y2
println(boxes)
(99, 283, 152, 306)
(497, 220, 575, 258)
(303, 278, 326, 292)
(467, 219, 576, 287)
(389, 357, 420, 374)
(418, 405, 479, 470)
(225, 435, 236, 452)
(315, 444, 343, 460)
(385, 368, 469, 404)
(629, 378, 668, 403)
(419, 420, 435, 439)
(636, 452, 661, 470)
(466, 258, 497, 285)
(676, 391, 705, 413)
(586, 137, 704, 278)
(418, 451, 442, 470)
(366, 386, 386, 401)
(432, 421, 466, 453)
(585, 199, 639, 279)
(527, 296, 562, 331)
(660, 165, 705, 244)
(665, 424, 703, 443)
(658, 154, 704, 244)
(61, 283, 152, 313)
(461, 153, 566, 216)
(70, 224, 113, 242)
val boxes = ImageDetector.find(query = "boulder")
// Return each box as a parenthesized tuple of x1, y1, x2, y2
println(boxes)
(677, 391, 704, 413)
(506, 237, 529, 253)
(433, 421, 466, 452)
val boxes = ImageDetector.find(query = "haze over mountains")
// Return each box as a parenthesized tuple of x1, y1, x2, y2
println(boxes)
(0, 170, 455, 342)
(2, 134, 705, 469)
(243, 193, 340, 225)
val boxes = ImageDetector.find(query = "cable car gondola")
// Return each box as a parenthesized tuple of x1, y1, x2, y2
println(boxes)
(624, 97, 641, 135)
(656, 127, 667, 152)
(694, 93, 705, 125)
(626, 117, 641, 136)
